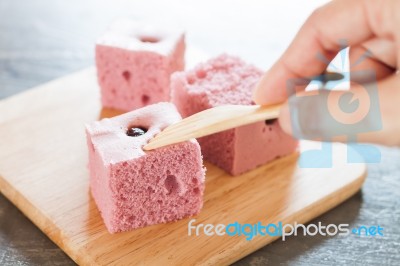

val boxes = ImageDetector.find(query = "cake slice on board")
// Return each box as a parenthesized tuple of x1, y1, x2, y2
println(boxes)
(171, 54, 298, 175)
(96, 19, 185, 111)
(86, 102, 205, 233)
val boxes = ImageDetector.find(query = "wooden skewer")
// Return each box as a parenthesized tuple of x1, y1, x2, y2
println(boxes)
(143, 103, 283, 151)
(143, 70, 345, 150)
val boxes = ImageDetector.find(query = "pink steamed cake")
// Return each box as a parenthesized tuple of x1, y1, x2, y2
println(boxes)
(171, 54, 298, 175)
(86, 102, 205, 233)
(96, 18, 185, 111)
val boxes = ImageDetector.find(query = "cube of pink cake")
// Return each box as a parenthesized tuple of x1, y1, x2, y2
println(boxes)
(96, 19, 185, 111)
(85, 102, 205, 233)
(171, 54, 298, 176)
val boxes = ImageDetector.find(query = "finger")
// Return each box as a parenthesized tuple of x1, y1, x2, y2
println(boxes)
(361, 38, 397, 68)
(278, 74, 400, 146)
(253, 0, 394, 105)
(349, 41, 396, 83)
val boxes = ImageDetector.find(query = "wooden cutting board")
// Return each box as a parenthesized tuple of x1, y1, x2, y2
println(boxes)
(0, 67, 366, 265)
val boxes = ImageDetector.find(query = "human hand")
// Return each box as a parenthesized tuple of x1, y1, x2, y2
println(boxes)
(253, 0, 400, 146)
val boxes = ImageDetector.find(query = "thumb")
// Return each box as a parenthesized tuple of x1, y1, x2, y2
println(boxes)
(278, 75, 400, 146)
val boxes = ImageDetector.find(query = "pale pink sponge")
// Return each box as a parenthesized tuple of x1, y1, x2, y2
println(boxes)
(171, 54, 298, 175)
(86, 102, 205, 233)
(96, 19, 185, 111)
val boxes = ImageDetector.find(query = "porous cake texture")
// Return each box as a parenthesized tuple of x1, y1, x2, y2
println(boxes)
(171, 54, 298, 175)
(96, 18, 185, 111)
(86, 102, 205, 233)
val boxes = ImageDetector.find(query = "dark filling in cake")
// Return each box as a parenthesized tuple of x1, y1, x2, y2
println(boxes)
(126, 127, 147, 137)
(265, 119, 277, 125)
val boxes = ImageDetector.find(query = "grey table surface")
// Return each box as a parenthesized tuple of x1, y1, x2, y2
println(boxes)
(0, 0, 399, 265)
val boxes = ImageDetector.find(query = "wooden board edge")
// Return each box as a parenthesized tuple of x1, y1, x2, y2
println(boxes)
(0, 162, 367, 266)
(217, 165, 368, 266)
(0, 175, 87, 265)
(1, 154, 368, 266)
